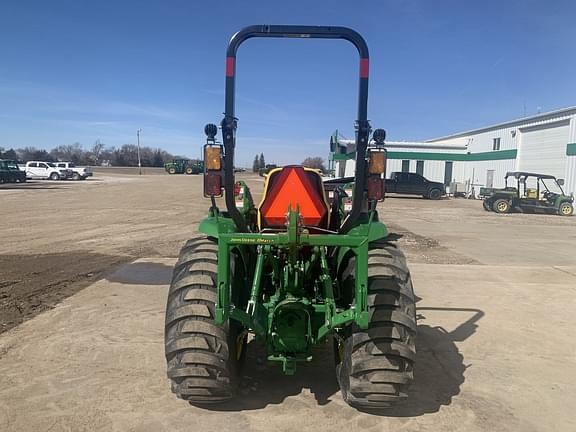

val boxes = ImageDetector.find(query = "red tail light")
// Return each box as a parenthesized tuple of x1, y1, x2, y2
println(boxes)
(367, 176, 384, 201)
(204, 172, 222, 197)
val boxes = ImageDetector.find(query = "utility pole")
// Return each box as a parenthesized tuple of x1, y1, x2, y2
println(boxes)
(136, 128, 142, 175)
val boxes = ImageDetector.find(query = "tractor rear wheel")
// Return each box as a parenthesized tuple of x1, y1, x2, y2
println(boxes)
(164, 237, 245, 404)
(336, 241, 416, 410)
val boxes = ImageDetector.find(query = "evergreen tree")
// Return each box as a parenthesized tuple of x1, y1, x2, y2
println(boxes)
(259, 153, 265, 170)
(252, 154, 260, 173)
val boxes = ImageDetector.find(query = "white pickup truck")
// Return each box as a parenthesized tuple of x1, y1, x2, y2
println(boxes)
(22, 161, 72, 180)
(53, 162, 93, 180)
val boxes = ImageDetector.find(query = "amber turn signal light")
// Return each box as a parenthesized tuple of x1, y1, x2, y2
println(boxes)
(204, 146, 222, 171)
(368, 150, 387, 174)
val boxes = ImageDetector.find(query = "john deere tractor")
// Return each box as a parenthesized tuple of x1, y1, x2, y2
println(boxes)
(164, 25, 416, 410)
(165, 159, 204, 175)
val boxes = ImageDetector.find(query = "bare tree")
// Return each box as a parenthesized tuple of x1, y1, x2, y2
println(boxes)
(17, 147, 54, 162)
(302, 156, 326, 173)
(89, 140, 106, 165)
(50, 143, 83, 163)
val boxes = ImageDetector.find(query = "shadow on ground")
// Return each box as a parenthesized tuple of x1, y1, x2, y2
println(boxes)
(197, 305, 483, 415)
(107, 262, 173, 285)
(379, 306, 484, 417)
(0, 182, 65, 190)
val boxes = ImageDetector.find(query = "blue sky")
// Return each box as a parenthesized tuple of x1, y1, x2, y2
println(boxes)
(1, 0, 575, 166)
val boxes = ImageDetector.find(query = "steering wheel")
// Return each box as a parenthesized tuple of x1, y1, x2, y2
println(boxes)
(543, 191, 557, 201)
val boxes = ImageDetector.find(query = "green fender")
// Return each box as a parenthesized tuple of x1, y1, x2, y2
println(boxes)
(335, 219, 388, 271)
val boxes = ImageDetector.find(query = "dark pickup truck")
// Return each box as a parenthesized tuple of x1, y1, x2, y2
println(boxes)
(386, 172, 445, 199)
(323, 171, 445, 200)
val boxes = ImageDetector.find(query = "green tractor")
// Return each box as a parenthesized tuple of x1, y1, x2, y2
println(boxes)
(164, 25, 416, 410)
(165, 159, 204, 175)
(258, 163, 278, 177)
(483, 171, 574, 216)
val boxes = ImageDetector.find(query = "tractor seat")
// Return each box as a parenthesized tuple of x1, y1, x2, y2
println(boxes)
(258, 166, 330, 230)
(526, 188, 538, 199)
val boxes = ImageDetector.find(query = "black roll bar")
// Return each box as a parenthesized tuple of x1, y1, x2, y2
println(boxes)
(221, 25, 371, 233)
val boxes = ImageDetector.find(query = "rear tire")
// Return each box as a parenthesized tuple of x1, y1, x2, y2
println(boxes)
(49, 172, 60, 180)
(336, 241, 416, 410)
(168, 167, 176, 175)
(493, 198, 510, 213)
(164, 237, 245, 404)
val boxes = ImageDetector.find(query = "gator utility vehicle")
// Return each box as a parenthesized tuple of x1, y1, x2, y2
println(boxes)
(0, 159, 26, 183)
(483, 171, 573, 216)
(165, 159, 204, 175)
(164, 25, 416, 410)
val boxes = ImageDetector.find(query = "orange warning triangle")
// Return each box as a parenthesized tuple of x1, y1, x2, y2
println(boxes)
(261, 167, 326, 227)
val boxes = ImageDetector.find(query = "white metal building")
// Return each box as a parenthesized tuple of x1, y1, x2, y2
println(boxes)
(331, 106, 576, 195)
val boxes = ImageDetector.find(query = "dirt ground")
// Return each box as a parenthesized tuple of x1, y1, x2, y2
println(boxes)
(1, 170, 576, 431)
(0, 169, 473, 333)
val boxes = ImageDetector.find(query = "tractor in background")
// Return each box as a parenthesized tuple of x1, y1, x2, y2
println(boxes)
(164, 25, 416, 410)
(165, 159, 204, 175)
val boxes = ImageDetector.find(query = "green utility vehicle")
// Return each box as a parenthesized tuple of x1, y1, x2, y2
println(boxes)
(483, 171, 574, 216)
(0, 159, 26, 183)
(164, 25, 416, 410)
(165, 159, 204, 175)
(258, 163, 278, 177)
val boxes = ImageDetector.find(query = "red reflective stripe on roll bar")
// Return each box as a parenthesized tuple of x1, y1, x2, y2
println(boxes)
(226, 57, 235, 77)
(360, 58, 369, 78)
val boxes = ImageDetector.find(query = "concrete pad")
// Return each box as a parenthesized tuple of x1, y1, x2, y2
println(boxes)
(1, 259, 575, 431)
(381, 198, 576, 267)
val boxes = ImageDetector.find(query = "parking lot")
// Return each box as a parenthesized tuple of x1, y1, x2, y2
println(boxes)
(1, 171, 575, 431)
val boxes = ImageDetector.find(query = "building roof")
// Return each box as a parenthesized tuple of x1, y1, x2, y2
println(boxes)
(427, 106, 576, 142)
